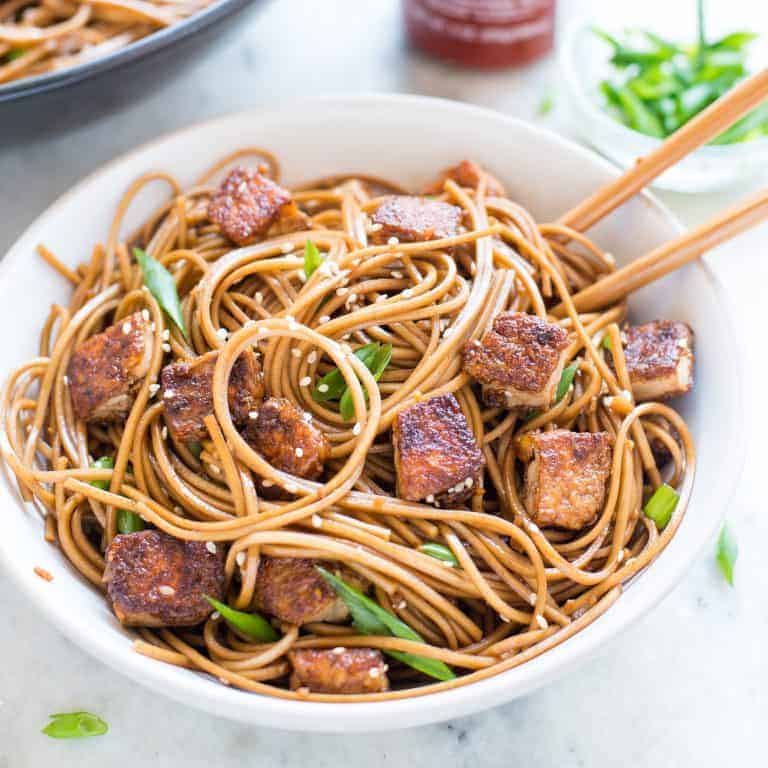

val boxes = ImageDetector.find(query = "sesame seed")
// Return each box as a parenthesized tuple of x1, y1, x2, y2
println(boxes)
(300, 376, 311, 387)
(332, 646, 346, 654)
(425, 494, 434, 503)
(307, 351, 317, 364)
(336, 287, 348, 296)
(303, 411, 312, 422)
(150, 322, 156, 333)
(352, 422, 361, 435)
(295, 447, 304, 458)
(281, 242, 294, 253)
(254, 292, 263, 304)
(161, 343, 171, 353)
(617, 549, 626, 563)
(237, 181, 249, 195)
(163, 389, 174, 399)
(291, 347, 302, 358)
(368, 222, 383, 232)
(465, 477, 474, 488)
(122, 321, 131, 334)
(391, 270, 403, 279)
(173, 506, 183, 514)
(376, 295, 388, 303)
(528, 593, 537, 606)
(318, 315, 330, 324)
(285, 483, 298, 493)
(235, 551, 247, 566)
(402, 288, 413, 298)
(387, 237, 399, 246)
(158, 585, 175, 596)
(396, 600, 407, 610)
(287, 317, 299, 331)
(318, 383, 329, 393)
(205, 541, 217, 554)
(535, 614, 548, 629)
(161, 426, 168, 440)
(141, 309, 150, 322)
(311, 514, 322, 528)
(262, 480, 274, 487)
(248, 410, 259, 420)
(211, 611, 221, 620)
(161, 329, 170, 341)
(216, 327, 228, 340)
(62, 375, 69, 386)
(368, 667, 380, 678)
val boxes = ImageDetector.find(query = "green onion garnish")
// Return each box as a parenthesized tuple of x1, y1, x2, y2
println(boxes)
(89, 456, 114, 491)
(317, 567, 455, 681)
(537, 91, 555, 116)
(555, 362, 579, 403)
(205, 596, 279, 642)
(643, 483, 679, 529)
(134, 248, 187, 339)
(90, 456, 144, 533)
(601, 333, 613, 350)
(187, 441, 202, 459)
(303, 239, 324, 278)
(42, 712, 108, 739)
(419, 542, 459, 568)
(338, 343, 392, 421)
(715, 522, 738, 586)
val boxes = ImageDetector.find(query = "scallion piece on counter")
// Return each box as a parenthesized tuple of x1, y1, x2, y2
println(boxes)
(42, 712, 108, 739)
(419, 542, 460, 568)
(303, 239, 324, 278)
(317, 567, 455, 681)
(205, 596, 279, 642)
(643, 483, 679, 530)
(715, 523, 738, 586)
(134, 247, 187, 339)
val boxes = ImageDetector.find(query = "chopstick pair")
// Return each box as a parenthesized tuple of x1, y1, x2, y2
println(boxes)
(549, 68, 768, 314)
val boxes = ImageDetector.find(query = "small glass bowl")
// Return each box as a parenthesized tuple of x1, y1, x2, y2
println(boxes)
(558, 20, 768, 192)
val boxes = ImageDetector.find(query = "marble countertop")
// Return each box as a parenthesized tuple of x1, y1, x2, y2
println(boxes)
(1, 0, 766, 765)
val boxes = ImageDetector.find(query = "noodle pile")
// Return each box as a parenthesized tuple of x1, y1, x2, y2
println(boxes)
(0, 0, 216, 85)
(0, 149, 695, 702)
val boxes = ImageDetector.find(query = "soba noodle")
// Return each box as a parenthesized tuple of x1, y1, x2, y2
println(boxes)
(0, 149, 695, 702)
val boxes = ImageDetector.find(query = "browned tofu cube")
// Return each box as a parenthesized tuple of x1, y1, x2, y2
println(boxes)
(370, 196, 462, 243)
(424, 159, 506, 197)
(254, 556, 359, 625)
(160, 349, 263, 443)
(622, 321, 694, 402)
(269, 200, 311, 235)
(462, 312, 570, 409)
(289, 648, 389, 694)
(242, 397, 329, 480)
(392, 393, 484, 506)
(104, 530, 225, 627)
(524, 430, 613, 531)
(67, 310, 154, 422)
(208, 167, 293, 246)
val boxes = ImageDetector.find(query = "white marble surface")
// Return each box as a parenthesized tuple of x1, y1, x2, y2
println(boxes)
(1, 0, 766, 764)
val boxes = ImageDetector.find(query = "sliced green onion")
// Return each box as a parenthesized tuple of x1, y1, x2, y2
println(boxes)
(601, 333, 613, 350)
(643, 483, 679, 529)
(716, 523, 738, 586)
(42, 712, 108, 739)
(317, 567, 455, 681)
(134, 248, 187, 339)
(6, 48, 26, 62)
(419, 542, 459, 568)
(117, 509, 145, 534)
(89, 456, 114, 491)
(187, 441, 203, 458)
(303, 239, 324, 279)
(205, 596, 279, 642)
(555, 362, 579, 403)
(537, 91, 555, 116)
(312, 343, 380, 402)
(339, 343, 392, 421)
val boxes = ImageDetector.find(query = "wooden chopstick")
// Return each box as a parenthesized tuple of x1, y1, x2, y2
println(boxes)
(551, 187, 768, 316)
(559, 69, 768, 233)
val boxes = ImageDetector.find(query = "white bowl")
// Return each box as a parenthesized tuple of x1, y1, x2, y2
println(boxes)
(559, 21, 768, 192)
(0, 95, 742, 731)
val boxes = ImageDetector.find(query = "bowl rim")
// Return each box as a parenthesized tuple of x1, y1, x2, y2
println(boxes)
(0, 0, 254, 104)
(558, 18, 768, 156)
(0, 94, 744, 731)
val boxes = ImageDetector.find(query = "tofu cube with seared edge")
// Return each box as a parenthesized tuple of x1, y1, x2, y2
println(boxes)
(462, 312, 570, 410)
(370, 196, 462, 243)
(393, 393, 484, 506)
(289, 648, 389, 694)
(160, 350, 263, 443)
(622, 321, 694, 402)
(208, 167, 303, 246)
(242, 397, 329, 480)
(524, 430, 613, 531)
(423, 160, 506, 197)
(67, 310, 154, 423)
(254, 556, 366, 625)
(104, 530, 225, 627)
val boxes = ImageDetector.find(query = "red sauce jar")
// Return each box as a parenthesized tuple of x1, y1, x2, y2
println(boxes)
(404, 0, 556, 69)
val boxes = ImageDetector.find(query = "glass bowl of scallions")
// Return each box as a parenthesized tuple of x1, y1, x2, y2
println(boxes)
(559, 16, 768, 192)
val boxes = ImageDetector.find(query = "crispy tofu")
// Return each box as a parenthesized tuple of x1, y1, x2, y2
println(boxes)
(254, 556, 362, 625)
(160, 350, 263, 443)
(289, 648, 389, 694)
(208, 167, 294, 246)
(104, 530, 224, 627)
(393, 393, 484, 506)
(242, 397, 329, 480)
(622, 321, 694, 402)
(67, 310, 154, 422)
(424, 159, 506, 197)
(268, 200, 311, 235)
(524, 430, 613, 531)
(370, 196, 462, 244)
(463, 312, 570, 409)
